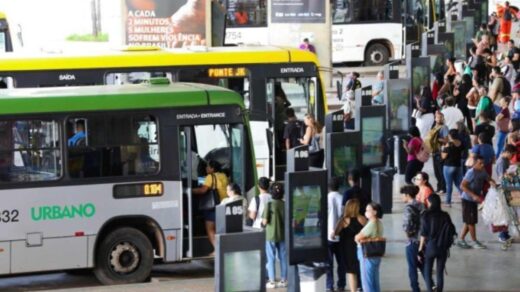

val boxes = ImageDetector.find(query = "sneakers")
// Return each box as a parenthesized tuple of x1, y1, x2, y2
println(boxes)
(456, 239, 471, 249)
(472, 240, 487, 249)
(266, 281, 276, 289)
(278, 280, 288, 288)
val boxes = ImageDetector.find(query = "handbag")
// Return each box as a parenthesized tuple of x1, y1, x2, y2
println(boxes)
(198, 174, 220, 211)
(361, 222, 386, 258)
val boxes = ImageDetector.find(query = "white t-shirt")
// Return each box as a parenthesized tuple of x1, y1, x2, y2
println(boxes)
(442, 106, 464, 130)
(248, 192, 272, 229)
(327, 191, 343, 242)
(342, 99, 356, 119)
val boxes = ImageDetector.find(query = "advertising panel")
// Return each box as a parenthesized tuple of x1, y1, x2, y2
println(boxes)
(125, 0, 207, 48)
(271, 0, 325, 23)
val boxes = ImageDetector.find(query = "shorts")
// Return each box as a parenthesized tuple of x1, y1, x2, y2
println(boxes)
(462, 199, 478, 225)
(202, 209, 216, 222)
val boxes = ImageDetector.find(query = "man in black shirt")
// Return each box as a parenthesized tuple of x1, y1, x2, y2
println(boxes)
(283, 108, 304, 150)
(507, 40, 520, 70)
(474, 111, 495, 145)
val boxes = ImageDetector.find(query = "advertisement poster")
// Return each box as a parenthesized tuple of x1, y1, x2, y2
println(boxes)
(125, 0, 207, 48)
(271, 0, 325, 23)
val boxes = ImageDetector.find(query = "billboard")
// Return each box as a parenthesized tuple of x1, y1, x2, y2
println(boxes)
(125, 0, 207, 48)
(271, 0, 326, 23)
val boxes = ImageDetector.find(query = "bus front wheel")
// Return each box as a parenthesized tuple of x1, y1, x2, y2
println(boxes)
(365, 43, 389, 66)
(94, 227, 154, 285)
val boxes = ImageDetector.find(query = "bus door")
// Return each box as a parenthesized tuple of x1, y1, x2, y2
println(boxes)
(266, 77, 317, 181)
(179, 123, 245, 258)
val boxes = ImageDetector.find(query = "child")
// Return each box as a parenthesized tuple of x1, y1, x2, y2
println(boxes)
(262, 182, 287, 289)
(496, 144, 516, 180)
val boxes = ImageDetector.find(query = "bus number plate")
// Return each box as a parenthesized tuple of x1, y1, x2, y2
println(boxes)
(0, 209, 19, 223)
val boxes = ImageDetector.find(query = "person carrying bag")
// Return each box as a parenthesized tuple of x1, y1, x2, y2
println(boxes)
(355, 202, 385, 292)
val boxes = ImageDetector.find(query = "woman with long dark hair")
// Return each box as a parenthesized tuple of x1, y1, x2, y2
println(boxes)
(455, 73, 474, 132)
(414, 172, 435, 208)
(403, 126, 424, 184)
(419, 194, 455, 292)
(415, 86, 436, 138)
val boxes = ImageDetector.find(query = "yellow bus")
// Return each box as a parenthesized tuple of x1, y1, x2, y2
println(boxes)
(0, 12, 13, 52)
(0, 46, 327, 180)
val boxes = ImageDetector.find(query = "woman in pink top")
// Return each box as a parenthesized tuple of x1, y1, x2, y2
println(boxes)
(413, 172, 434, 208)
(402, 126, 424, 184)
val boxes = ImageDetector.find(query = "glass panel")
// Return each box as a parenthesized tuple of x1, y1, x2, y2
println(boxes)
(67, 115, 159, 178)
(333, 0, 393, 23)
(0, 120, 61, 183)
(178, 68, 251, 108)
(193, 123, 242, 183)
(0, 32, 5, 53)
(105, 72, 173, 85)
(226, 0, 267, 27)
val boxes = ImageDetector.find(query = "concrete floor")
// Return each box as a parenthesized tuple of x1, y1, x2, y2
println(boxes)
(36, 161, 520, 292)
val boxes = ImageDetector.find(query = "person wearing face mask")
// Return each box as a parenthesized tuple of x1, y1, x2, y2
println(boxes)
(355, 203, 385, 292)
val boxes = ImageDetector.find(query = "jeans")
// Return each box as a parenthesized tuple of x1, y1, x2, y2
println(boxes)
(499, 231, 511, 241)
(327, 241, 346, 290)
(496, 130, 508, 157)
(357, 245, 381, 292)
(405, 159, 424, 184)
(443, 165, 463, 204)
(266, 241, 287, 282)
(424, 254, 448, 292)
(405, 241, 422, 292)
(433, 153, 445, 192)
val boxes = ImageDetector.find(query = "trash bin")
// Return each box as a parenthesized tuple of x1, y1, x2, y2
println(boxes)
(394, 135, 408, 175)
(371, 167, 397, 214)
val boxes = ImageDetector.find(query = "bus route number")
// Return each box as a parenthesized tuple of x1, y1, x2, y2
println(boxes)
(0, 209, 19, 223)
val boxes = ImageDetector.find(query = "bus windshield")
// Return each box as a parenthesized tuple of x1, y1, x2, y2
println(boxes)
(333, 0, 395, 24)
(226, 0, 267, 27)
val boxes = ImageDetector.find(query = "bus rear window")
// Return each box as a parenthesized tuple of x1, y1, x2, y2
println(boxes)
(0, 120, 61, 183)
(67, 114, 159, 178)
(226, 0, 267, 27)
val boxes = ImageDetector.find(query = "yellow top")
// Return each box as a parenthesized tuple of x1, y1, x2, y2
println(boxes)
(203, 172, 229, 202)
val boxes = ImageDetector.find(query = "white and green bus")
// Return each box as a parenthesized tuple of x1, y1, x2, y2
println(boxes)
(0, 81, 256, 284)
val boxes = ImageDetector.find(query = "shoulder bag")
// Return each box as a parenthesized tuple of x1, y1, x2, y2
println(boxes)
(361, 221, 386, 258)
(198, 174, 220, 210)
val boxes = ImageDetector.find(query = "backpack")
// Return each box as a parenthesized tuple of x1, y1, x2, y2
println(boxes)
(426, 212, 457, 258)
(245, 196, 260, 227)
(423, 126, 442, 153)
(500, 77, 512, 97)
(482, 96, 496, 120)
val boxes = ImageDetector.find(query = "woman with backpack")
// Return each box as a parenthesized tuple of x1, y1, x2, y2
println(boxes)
(419, 194, 456, 292)
(403, 126, 426, 184)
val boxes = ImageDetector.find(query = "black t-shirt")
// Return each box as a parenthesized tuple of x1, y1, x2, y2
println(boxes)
(283, 120, 304, 149)
(420, 210, 450, 238)
(508, 47, 520, 70)
(442, 143, 464, 167)
(474, 122, 495, 144)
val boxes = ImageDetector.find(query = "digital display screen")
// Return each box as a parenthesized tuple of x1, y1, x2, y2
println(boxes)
(333, 146, 356, 178)
(452, 21, 466, 60)
(387, 82, 410, 132)
(113, 182, 163, 199)
(431, 54, 446, 75)
(412, 65, 428, 96)
(224, 250, 261, 292)
(292, 185, 322, 249)
(208, 67, 248, 78)
(362, 117, 384, 165)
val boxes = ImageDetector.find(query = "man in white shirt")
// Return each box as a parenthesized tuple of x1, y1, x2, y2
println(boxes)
(326, 177, 346, 291)
(342, 90, 356, 130)
(441, 96, 464, 129)
(247, 177, 272, 229)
